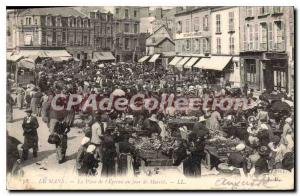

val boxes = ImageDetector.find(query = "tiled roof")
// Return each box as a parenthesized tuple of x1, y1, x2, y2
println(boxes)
(19, 7, 86, 17)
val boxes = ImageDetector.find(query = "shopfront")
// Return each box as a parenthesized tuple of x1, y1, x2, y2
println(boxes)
(241, 52, 288, 93)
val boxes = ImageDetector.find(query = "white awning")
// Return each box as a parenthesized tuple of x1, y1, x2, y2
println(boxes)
(175, 57, 190, 67)
(52, 56, 72, 62)
(46, 50, 72, 58)
(184, 57, 199, 68)
(18, 58, 35, 69)
(138, 56, 150, 63)
(9, 50, 72, 61)
(92, 52, 115, 62)
(7, 52, 23, 61)
(169, 56, 182, 66)
(194, 58, 210, 69)
(148, 54, 160, 63)
(194, 56, 232, 71)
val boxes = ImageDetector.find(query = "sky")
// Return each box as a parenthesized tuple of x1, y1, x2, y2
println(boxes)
(104, 6, 175, 13)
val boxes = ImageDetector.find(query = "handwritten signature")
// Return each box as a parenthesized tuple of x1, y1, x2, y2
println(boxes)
(215, 175, 282, 189)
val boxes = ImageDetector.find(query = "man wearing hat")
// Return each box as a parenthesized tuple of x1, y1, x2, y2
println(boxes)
(192, 116, 209, 139)
(183, 122, 208, 177)
(228, 143, 247, 174)
(100, 124, 117, 177)
(53, 120, 70, 164)
(253, 146, 270, 175)
(21, 109, 39, 160)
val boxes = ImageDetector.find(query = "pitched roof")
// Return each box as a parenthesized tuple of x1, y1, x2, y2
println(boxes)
(147, 37, 175, 46)
(19, 7, 86, 17)
(147, 25, 173, 40)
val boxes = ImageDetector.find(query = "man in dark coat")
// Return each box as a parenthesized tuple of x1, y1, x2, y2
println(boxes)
(77, 144, 99, 176)
(100, 125, 117, 177)
(21, 109, 39, 160)
(228, 143, 248, 174)
(192, 116, 209, 139)
(254, 146, 270, 175)
(183, 127, 207, 177)
(115, 133, 138, 176)
(53, 121, 70, 164)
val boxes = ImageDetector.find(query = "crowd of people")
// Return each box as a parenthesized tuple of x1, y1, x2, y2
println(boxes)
(7, 59, 294, 178)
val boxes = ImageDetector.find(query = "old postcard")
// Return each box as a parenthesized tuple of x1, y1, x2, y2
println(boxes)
(6, 6, 295, 190)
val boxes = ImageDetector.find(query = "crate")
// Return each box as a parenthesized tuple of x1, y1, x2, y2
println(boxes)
(140, 149, 158, 159)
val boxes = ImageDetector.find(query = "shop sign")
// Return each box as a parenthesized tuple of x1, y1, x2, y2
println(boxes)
(175, 31, 207, 39)
(264, 52, 288, 60)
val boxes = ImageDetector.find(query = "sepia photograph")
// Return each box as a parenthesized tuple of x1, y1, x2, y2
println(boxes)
(5, 5, 295, 190)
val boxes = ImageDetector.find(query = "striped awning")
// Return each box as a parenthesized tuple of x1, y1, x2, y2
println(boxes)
(148, 54, 160, 63)
(138, 56, 150, 63)
(169, 56, 182, 66)
(175, 57, 190, 68)
(184, 57, 199, 68)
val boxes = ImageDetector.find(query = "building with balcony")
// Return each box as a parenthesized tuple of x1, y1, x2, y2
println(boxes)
(6, 7, 117, 63)
(171, 7, 212, 71)
(113, 6, 145, 62)
(88, 10, 115, 63)
(208, 6, 241, 86)
(239, 6, 294, 93)
(7, 8, 95, 61)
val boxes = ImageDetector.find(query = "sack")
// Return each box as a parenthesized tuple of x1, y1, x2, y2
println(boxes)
(48, 133, 60, 145)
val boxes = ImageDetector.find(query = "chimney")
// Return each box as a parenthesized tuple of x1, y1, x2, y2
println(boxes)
(155, 8, 162, 19)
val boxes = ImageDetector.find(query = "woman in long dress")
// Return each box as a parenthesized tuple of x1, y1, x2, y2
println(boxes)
(30, 88, 38, 114)
(208, 109, 221, 131)
(16, 85, 25, 109)
(6, 93, 14, 122)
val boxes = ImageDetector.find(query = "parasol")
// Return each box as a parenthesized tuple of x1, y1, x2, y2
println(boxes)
(112, 89, 126, 96)
(270, 101, 291, 112)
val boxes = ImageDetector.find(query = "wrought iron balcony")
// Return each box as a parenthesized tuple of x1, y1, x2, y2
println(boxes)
(260, 43, 267, 51)
(273, 42, 285, 51)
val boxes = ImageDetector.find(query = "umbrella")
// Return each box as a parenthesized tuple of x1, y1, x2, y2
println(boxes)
(112, 89, 125, 96)
(270, 101, 291, 112)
